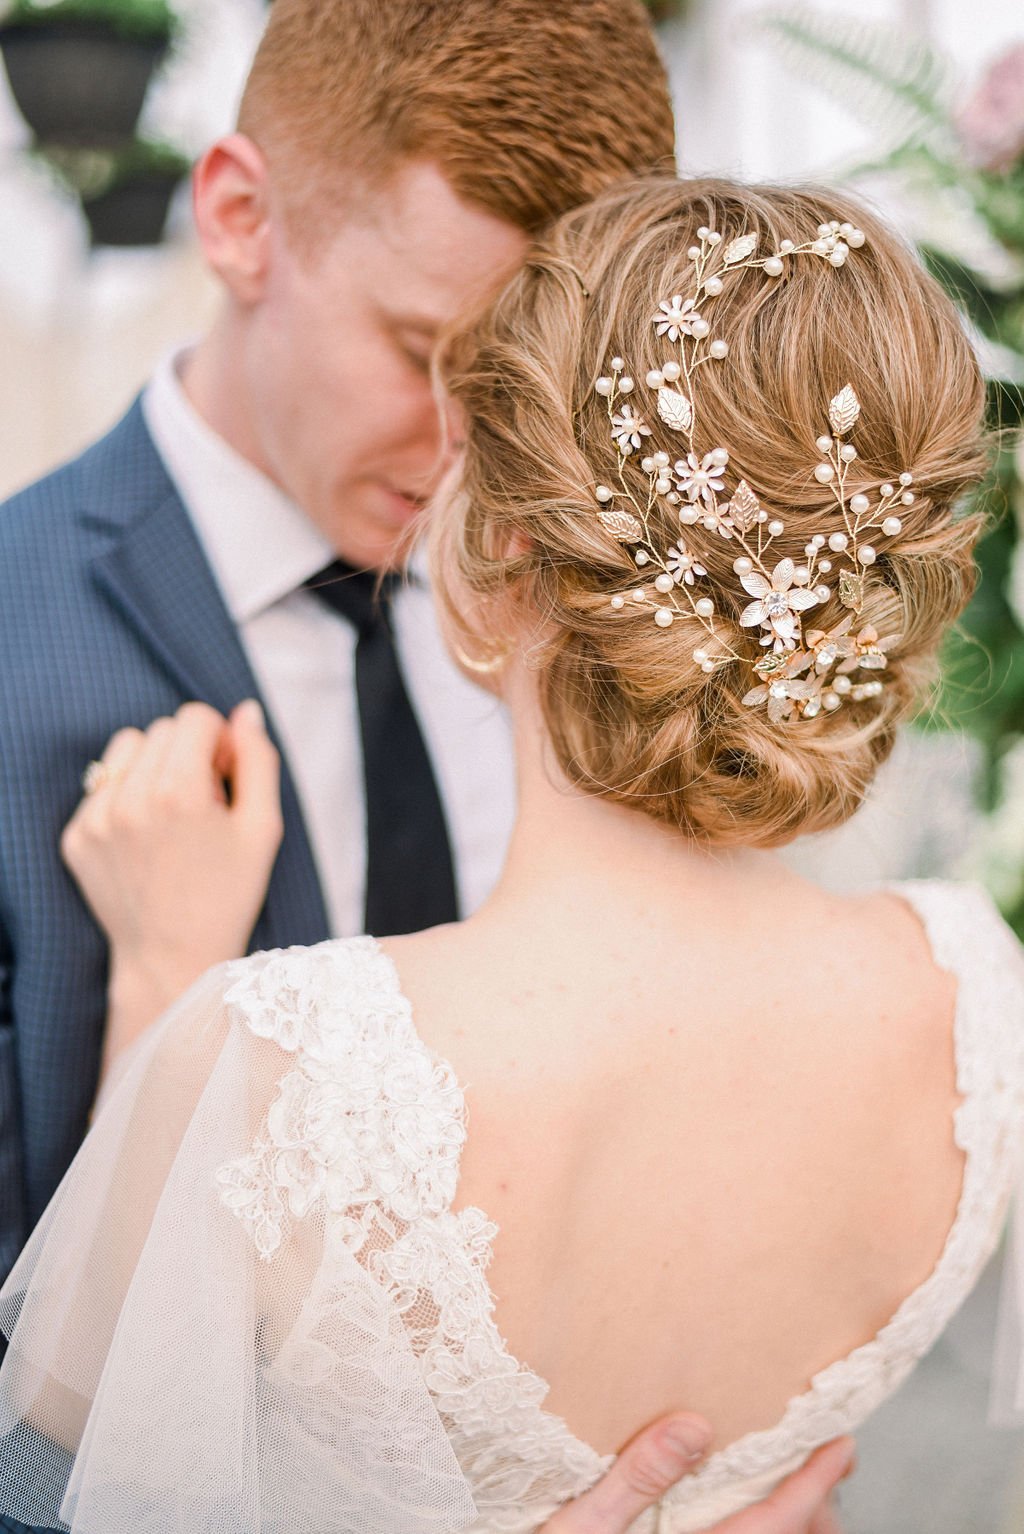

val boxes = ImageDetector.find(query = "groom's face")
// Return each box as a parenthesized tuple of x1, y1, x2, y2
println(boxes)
(248, 161, 528, 571)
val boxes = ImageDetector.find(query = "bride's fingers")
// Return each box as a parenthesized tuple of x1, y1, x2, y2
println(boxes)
(227, 701, 283, 843)
(85, 726, 149, 817)
(99, 726, 146, 780)
(154, 703, 227, 804)
(109, 717, 176, 821)
(211, 716, 235, 790)
(63, 729, 146, 857)
(538, 1413, 712, 1533)
(88, 728, 147, 812)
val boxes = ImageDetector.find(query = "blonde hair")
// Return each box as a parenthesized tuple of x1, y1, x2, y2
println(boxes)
(437, 178, 988, 847)
(238, 0, 676, 238)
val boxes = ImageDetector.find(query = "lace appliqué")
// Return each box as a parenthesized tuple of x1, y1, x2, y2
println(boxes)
(214, 885, 1024, 1534)
(216, 938, 604, 1531)
(216, 940, 465, 1259)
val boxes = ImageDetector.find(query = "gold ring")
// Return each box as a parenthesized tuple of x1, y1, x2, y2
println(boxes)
(82, 760, 116, 796)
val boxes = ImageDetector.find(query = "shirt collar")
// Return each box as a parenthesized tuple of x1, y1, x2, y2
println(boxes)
(142, 348, 335, 624)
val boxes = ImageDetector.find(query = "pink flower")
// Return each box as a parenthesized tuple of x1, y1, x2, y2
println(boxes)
(957, 44, 1024, 173)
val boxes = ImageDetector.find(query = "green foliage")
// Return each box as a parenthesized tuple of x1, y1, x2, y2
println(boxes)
(931, 436, 1023, 786)
(760, 10, 1024, 928)
(0, 0, 177, 42)
(38, 137, 190, 199)
(756, 8, 954, 157)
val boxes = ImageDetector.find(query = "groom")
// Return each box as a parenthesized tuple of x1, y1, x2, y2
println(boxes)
(0, 1, 851, 1527)
(1, 0, 673, 1296)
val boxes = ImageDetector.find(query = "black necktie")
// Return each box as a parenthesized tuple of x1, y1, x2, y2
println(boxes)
(304, 560, 459, 936)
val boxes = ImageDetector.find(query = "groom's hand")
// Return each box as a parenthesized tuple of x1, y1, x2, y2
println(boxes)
(539, 1416, 854, 1534)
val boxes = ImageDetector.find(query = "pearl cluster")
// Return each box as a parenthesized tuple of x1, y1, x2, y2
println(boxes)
(591, 221, 907, 726)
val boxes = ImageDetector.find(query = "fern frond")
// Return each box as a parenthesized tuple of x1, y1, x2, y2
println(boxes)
(755, 6, 955, 156)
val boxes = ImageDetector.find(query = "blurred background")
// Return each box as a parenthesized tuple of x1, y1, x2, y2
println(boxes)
(1, 0, 1024, 1527)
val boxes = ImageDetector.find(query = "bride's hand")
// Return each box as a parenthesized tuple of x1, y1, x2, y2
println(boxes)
(62, 700, 283, 1056)
(540, 1420, 853, 1534)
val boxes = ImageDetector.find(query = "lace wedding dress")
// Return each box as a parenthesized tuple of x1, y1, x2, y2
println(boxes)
(0, 881, 1022, 1534)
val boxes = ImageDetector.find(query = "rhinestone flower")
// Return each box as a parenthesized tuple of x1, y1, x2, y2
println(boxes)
(739, 558, 820, 649)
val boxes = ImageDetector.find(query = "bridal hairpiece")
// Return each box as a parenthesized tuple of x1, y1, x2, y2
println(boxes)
(593, 220, 909, 724)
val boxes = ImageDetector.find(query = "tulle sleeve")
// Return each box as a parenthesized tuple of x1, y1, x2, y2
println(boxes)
(0, 962, 478, 1534)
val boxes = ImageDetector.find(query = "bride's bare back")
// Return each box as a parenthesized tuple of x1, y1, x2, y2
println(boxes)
(384, 856, 963, 1456)
(379, 176, 995, 1467)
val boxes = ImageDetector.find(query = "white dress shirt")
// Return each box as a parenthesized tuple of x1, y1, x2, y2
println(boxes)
(142, 351, 516, 937)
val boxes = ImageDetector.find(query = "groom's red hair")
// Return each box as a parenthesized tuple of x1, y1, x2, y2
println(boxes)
(238, 0, 676, 239)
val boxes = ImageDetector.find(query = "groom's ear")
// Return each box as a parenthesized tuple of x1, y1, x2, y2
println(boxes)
(192, 134, 272, 305)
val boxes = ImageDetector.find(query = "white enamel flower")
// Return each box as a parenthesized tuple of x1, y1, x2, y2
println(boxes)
(665, 542, 707, 586)
(700, 502, 735, 539)
(739, 557, 820, 647)
(652, 295, 703, 342)
(610, 403, 651, 455)
(674, 451, 727, 505)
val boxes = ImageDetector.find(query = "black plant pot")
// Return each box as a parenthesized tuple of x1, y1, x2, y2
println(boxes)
(82, 168, 183, 248)
(0, 20, 168, 147)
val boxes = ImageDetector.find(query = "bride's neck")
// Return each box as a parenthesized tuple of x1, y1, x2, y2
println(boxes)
(475, 660, 760, 929)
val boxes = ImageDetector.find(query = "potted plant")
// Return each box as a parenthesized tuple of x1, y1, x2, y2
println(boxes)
(82, 138, 191, 246)
(0, 0, 178, 147)
(41, 136, 191, 246)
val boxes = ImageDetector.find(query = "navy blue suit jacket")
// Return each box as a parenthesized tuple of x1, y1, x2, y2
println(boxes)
(0, 399, 332, 1288)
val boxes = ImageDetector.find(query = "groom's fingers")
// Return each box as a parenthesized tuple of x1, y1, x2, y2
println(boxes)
(807, 1496, 847, 1534)
(540, 1430, 855, 1534)
(538, 1413, 713, 1533)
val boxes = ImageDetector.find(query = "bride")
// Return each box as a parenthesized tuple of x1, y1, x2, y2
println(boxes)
(3, 176, 1023, 1534)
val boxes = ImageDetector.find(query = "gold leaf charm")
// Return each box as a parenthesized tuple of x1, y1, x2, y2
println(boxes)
(657, 388, 693, 432)
(724, 233, 758, 265)
(754, 650, 790, 678)
(727, 479, 760, 531)
(839, 569, 866, 610)
(598, 508, 643, 543)
(828, 384, 860, 436)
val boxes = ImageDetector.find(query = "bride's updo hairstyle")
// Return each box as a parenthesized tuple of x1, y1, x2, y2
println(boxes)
(435, 178, 987, 846)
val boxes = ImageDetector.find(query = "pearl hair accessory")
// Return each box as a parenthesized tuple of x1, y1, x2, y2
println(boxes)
(592, 220, 906, 724)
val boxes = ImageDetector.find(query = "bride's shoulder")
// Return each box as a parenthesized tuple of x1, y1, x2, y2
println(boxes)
(869, 879, 1024, 993)
(214, 936, 402, 1054)
(762, 872, 1023, 1063)
(830, 878, 1024, 1060)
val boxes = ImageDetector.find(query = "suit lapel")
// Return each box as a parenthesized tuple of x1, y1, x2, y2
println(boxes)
(92, 485, 257, 714)
(85, 402, 331, 950)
